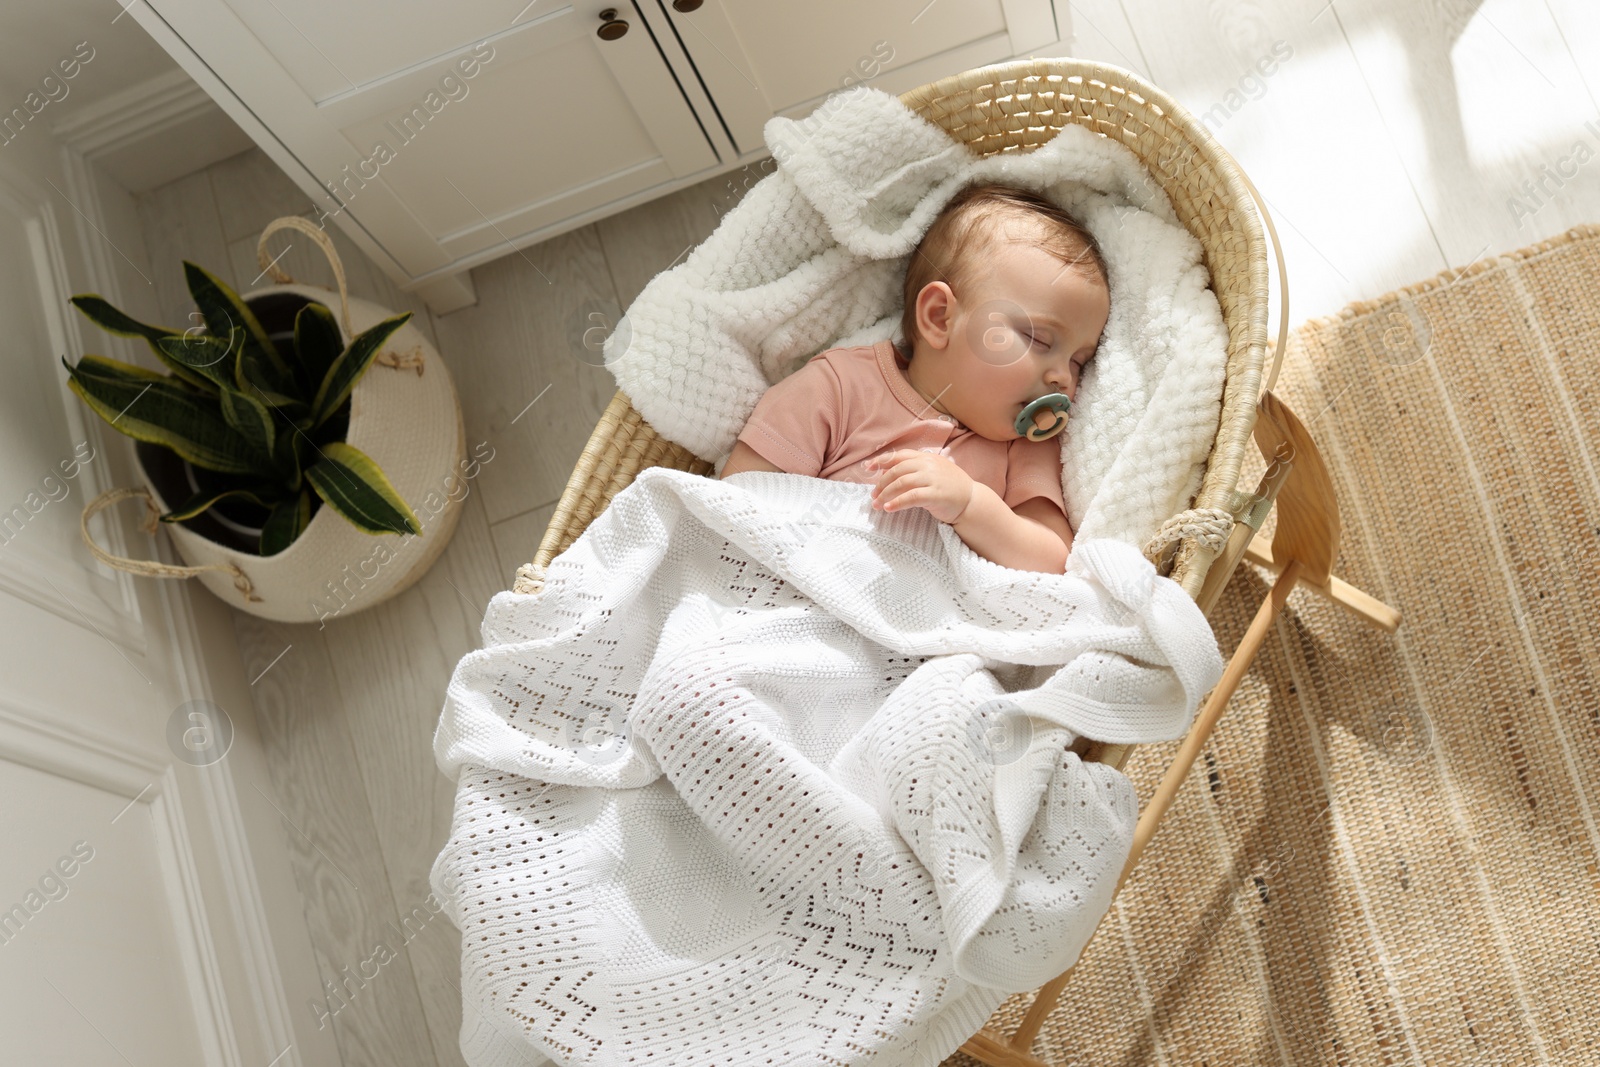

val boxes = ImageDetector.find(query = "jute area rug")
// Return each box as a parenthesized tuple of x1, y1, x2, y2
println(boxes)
(949, 224, 1600, 1066)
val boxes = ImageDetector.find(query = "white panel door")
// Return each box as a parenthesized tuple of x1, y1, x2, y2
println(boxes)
(0, 759, 207, 1064)
(0, 167, 221, 1065)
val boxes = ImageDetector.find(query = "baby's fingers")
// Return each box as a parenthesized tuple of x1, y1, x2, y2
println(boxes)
(872, 471, 926, 510)
(867, 451, 934, 478)
(880, 486, 918, 512)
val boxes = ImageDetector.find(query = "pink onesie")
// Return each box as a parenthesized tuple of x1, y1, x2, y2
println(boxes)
(734, 338, 1070, 524)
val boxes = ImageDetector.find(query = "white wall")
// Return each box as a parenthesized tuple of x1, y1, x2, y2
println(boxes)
(1, 2, 253, 193)
(0, 4, 339, 1065)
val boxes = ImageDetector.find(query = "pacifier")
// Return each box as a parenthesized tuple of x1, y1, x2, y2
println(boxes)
(1015, 393, 1072, 442)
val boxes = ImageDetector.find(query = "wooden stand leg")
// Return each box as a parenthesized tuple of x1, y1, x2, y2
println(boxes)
(957, 1027, 1055, 1067)
(1243, 534, 1400, 632)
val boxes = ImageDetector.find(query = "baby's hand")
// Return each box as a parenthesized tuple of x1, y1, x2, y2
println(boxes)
(864, 448, 974, 524)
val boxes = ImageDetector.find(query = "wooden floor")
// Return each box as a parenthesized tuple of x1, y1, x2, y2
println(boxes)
(131, 2, 1600, 1064)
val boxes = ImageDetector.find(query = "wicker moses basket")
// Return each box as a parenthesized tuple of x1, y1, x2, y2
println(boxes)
(501, 57, 1379, 1066)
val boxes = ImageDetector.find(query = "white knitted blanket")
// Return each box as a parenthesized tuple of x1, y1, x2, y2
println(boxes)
(431, 468, 1224, 1066)
(605, 85, 1230, 549)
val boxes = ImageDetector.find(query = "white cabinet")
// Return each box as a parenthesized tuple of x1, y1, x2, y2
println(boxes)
(664, 0, 1062, 152)
(130, 0, 1068, 315)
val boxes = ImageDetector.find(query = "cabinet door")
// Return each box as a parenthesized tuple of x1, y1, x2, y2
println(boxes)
(146, 0, 718, 283)
(656, 0, 1062, 153)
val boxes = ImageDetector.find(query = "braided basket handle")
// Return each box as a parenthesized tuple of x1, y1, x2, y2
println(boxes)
(256, 215, 354, 340)
(1141, 506, 1236, 573)
(81, 487, 260, 603)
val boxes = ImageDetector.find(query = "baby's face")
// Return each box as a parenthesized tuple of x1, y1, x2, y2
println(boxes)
(908, 241, 1109, 441)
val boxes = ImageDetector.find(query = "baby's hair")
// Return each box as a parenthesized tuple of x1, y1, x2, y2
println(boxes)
(896, 181, 1108, 360)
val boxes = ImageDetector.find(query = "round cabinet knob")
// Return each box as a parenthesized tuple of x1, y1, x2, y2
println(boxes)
(597, 8, 629, 39)
(672, 0, 704, 11)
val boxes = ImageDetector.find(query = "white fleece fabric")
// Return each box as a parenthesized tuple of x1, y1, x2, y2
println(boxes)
(432, 468, 1224, 1066)
(604, 84, 1230, 550)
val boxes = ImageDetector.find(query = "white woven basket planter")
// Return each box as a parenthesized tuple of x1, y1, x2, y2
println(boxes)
(81, 217, 468, 624)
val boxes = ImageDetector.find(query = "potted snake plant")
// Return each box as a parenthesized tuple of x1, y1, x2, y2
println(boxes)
(65, 265, 418, 553)
(66, 215, 470, 624)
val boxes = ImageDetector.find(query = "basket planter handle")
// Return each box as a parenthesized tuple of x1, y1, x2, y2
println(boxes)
(256, 215, 426, 374)
(80, 486, 260, 603)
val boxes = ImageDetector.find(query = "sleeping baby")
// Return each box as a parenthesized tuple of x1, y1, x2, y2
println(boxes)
(719, 180, 1109, 574)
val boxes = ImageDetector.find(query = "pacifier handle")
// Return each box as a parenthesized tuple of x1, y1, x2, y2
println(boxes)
(1015, 393, 1072, 442)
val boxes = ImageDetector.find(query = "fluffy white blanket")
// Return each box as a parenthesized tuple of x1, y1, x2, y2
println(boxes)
(431, 469, 1223, 1066)
(605, 85, 1230, 549)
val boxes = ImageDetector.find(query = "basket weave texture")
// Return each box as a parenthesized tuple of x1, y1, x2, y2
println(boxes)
(516, 60, 1269, 774)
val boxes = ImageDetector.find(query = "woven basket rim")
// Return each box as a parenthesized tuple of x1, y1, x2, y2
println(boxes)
(524, 56, 1272, 604)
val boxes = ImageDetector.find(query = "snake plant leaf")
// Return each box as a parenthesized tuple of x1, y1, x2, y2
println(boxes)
(231, 332, 302, 408)
(183, 261, 297, 397)
(160, 486, 272, 524)
(259, 488, 313, 555)
(73, 353, 168, 382)
(68, 294, 211, 390)
(261, 394, 312, 426)
(237, 378, 302, 408)
(314, 401, 350, 450)
(269, 414, 309, 490)
(305, 441, 420, 535)
(155, 328, 239, 393)
(62, 357, 257, 474)
(218, 384, 277, 458)
(311, 312, 412, 429)
(294, 301, 343, 401)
